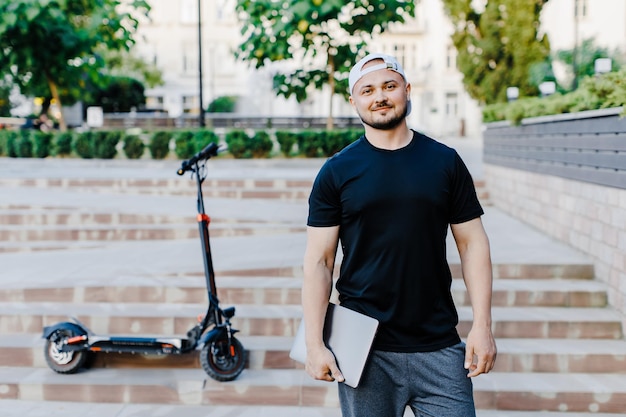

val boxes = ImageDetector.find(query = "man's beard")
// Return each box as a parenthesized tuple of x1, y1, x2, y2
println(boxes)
(358, 100, 408, 130)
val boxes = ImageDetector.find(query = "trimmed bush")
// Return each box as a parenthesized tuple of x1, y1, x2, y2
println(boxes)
(33, 131, 54, 158)
(15, 130, 34, 158)
(174, 130, 196, 159)
(224, 129, 250, 158)
(54, 132, 74, 156)
(74, 131, 95, 159)
(296, 130, 322, 158)
(6, 130, 18, 157)
(149, 131, 171, 159)
(0, 130, 10, 156)
(275, 130, 298, 157)
(123, 134, 145, 159)
(94, 131, 121, 159)
(194, 129, 219, 151)
(249, 130, 273, 158)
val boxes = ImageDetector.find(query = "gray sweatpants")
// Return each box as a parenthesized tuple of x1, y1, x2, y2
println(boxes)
(338, 342, 475, 417)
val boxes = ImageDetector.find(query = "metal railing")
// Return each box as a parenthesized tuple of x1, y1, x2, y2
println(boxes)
(483, 107, 626, 190)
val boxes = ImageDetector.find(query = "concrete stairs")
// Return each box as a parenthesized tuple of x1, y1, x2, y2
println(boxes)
(0, 160, 625, 416)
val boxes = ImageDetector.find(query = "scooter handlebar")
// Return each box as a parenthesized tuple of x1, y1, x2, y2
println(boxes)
(177, 142, 220, 175)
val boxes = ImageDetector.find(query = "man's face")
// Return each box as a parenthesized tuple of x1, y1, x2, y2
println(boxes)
(349, 60, 410, 130)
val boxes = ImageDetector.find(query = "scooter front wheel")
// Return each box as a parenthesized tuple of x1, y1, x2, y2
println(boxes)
(44, 329, 89, 374)
(200, 336, 245, 381)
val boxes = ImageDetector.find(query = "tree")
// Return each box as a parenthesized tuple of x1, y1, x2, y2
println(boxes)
(235, 0, 415, 129)
(555, 38, 623, 91)
(0, 0, 150, 130)
(101, 48, 163, 89)
(88, 76, 146, 113)
(442, 0, 551, 104)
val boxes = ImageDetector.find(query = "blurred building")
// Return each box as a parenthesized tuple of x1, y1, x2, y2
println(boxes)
(133, 0, 625, 138)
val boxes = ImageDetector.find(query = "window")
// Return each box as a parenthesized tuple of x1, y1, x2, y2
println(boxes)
(446, 45, 457, 70)
(183, 95, 199, 111)
(445, 93, 458, 117)
(181, 0, 198, 24)
(146, 96, 164, 110)
(394, 44, 406, 68)
(182, 46, 198, 75)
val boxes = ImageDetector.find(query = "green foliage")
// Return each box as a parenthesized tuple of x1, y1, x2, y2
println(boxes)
(33, 131, 54, 158)
(149, 131, 171, 159)
(123, 134, 145, 159)
(207, 96, 237, 113)
(93, 131, 121, 159)
(0, 129, 10, 155)
(275, 130, 298, 157)
(5, 130, 18, 157)
(74, 132, 95, 159)
(88, 76, 146, 113)
(296, 131, 323, 158)
(442, 0, 550, 104)
(0, 0, 150, 128)
(174, 130, 196, 159)
(194, 130, 220, 151)
(319, 129, 360, 157)
(225, 130, 251, 159)
(235, 0, 416, 125)
(556, 38, 623, 90)
(249, 131, 273, 158)
(100, 47, 164, 89)
(54, 132, 74, 156)
(0, 83, 11, 116)
(15, 130, 33, 158)
(482, 69, 626, 124)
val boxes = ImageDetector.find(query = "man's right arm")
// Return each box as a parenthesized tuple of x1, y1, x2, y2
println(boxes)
(301, 225, 344, 383)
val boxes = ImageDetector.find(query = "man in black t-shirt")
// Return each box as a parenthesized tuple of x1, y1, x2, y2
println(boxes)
(302, 53, 497, 417)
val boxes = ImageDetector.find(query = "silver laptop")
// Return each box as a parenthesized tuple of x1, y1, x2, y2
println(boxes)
(289, 303, 379, 388)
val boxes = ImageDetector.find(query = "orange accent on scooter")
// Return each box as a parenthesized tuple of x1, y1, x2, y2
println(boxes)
(230, 345, 235, 356)
(90, 347, 102, 352)
(197, 214, 210, 223)
(67, 335, 87, 344)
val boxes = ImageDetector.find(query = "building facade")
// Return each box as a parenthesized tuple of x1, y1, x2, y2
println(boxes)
(134, 0, 625, 138)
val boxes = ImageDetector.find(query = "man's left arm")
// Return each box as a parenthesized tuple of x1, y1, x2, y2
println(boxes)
(451, 217, 497, 377)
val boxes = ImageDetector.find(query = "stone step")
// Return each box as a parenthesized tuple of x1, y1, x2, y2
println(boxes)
(1, 367, 625, 413)
(4, 334, 626, 374)
(0, 177, 313, 192)
(0, 400, 623, 417)
(0, 278, 608, 308)
(1, 302, 622, 339)
(0, 223, 306, 242)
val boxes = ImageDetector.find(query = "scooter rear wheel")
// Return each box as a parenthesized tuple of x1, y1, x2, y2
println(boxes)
(200, 336, 245, 381)
(44, 329, 89, 374)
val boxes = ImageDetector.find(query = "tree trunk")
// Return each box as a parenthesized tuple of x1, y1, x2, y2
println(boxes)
(326, 52, 335, 130)
(46, 76, 67, 131)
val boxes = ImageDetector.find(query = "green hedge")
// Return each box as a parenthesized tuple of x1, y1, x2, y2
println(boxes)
(1, 127, 363, 160)
(123, 134, 145, 159)
(483, 69, 626, 124)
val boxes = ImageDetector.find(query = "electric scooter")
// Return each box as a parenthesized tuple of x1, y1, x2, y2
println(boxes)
(42, 142, 246, 382)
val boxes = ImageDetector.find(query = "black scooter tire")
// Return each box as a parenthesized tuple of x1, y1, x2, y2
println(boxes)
(44, 329, 89, 374)
(200, 336, 246, 382)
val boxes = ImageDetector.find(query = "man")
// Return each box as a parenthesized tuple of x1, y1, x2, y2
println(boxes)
(302, 53, 497, 417)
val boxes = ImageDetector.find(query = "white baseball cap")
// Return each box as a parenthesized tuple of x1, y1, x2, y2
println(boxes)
(348, 53, 411, 115)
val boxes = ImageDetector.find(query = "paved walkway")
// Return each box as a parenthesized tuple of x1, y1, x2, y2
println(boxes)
(0, 136, 594, 417)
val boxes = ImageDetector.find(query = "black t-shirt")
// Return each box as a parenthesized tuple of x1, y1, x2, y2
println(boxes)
(307, 131, 484, 352)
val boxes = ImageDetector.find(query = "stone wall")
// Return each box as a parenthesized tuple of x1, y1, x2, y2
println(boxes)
(485, 165, 626, 323)
(483, 108, 626, 325)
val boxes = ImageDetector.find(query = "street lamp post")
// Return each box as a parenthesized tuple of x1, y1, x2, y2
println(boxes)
(197, 0, 205, 128)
